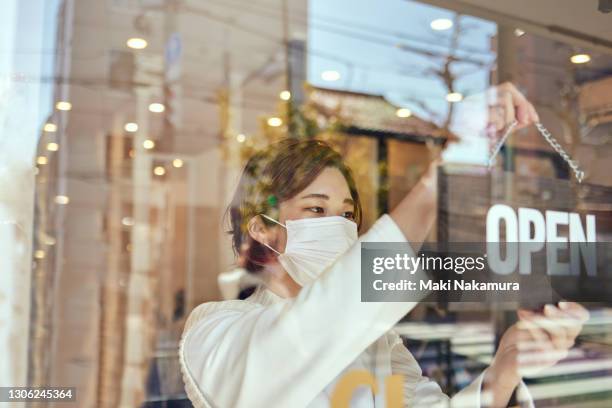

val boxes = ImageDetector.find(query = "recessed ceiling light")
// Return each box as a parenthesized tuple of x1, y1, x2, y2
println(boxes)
(143, 139, 155, 150)
(44, 123, 57, 132)
(56, 101, 72, 111)
(127, 37, 148, 50)
(153, 166, 166, 176)
(47, 142, 59, 152)
(172, 158, 184, 168)
(55, 195, 70, 205)
(124, 122, 138, 132)
(267, 117, 283, 127)
(570, 54, 591, 64)
(279, 90, 291, 100)
(446, 92, 463, 103)
(148, 103, 165, 113)
(430, 18, 453, 31)
(321, 70, 341, 81)
(396, 108, 412, 118)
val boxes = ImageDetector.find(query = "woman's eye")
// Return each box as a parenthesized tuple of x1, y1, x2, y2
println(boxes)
(306, 207, 325, 214)
(342, 211, 355, 220)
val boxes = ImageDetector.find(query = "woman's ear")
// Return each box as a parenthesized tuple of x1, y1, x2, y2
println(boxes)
(247, 215, 269, 245)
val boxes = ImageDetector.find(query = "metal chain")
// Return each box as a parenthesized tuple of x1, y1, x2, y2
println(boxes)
(488, 120, 518, 168)
(535, 122, 585, 183)
(487, 120, 585, 183)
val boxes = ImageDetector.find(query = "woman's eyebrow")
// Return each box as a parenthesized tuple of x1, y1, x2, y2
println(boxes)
(300, 193, 354, 205)
(300, 193, 329, 200)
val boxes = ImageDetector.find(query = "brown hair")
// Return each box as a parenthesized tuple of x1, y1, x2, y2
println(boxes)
(227, 139, 362, 273)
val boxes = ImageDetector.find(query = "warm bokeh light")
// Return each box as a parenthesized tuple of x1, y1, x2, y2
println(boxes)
(172, 158, 184, 168)
(236, 133, 246, 143)
(44, 123, 57, 132)
(47, 142, 59, 152)
(124, 122, 138, 132)
(143, 139, 155, 149)
(514, 28, 525, 37)
(37, 156, 48, 165)
(430, 18, 453, 30)
(396, 108, 412, 118)
(279, 90, 291, 100)
(153, 166, 166, 176)
(56, 101, 72, 111)
(267, 117, 283, 127)
(54, 195, 70, 205)
(446, 92, 463, 103)
(570, 53, 591, 64)
(126, 37, 148, 49)
(148, 103, 165, 113)
(121, 217, 134, 226)
(321, 70, 341, 81)
(34, 250, 45, 259)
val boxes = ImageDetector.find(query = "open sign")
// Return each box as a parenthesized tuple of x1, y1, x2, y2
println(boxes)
(486, 205, 597, 276)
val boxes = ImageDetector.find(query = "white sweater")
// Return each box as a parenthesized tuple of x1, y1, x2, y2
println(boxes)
(179, 215, 533, 407)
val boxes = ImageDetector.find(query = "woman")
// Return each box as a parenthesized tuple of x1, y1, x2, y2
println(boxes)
(179, 83, 588, 407)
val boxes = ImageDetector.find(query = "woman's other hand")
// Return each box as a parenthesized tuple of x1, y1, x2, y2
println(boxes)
(484, 302, 589, 406)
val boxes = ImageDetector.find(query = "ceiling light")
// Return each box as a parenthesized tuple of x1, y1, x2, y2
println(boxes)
(37, 156, 48, 165)
(396, 108, 412, 118)
(570, 54, 591, 64)
(121, 217, 134, 226)
(34, 250, 45, 259)
(56, 101, 72, 111)
(267, 117, 282, 127)
(47, 142, 59, 152)
(172, 158, 184, 168)
(148, 103, 165, 113)
(44, 123, 57, 132)
(279, 90, 291, 100)
(321, 70, 341, 81)
(446, 92, 463, 103)
(127, 37, 148, 50)
(514, 28, 525, 37)
(55, 195, 70, 205)
(143, 139, 155, 149)
(124, 122, 138, 132)
(430, 18, 453, 31)
(236, 133, 246, 143)
(153, 166, 166, 176)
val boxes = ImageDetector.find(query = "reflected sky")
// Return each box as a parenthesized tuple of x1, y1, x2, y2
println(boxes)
(308, 0, 497, 164)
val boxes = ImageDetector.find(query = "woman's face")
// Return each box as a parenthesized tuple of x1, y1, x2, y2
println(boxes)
(273, 166, 356, 253)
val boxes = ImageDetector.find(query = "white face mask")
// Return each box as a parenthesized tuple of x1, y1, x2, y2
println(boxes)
(260, 214, 358, 286)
